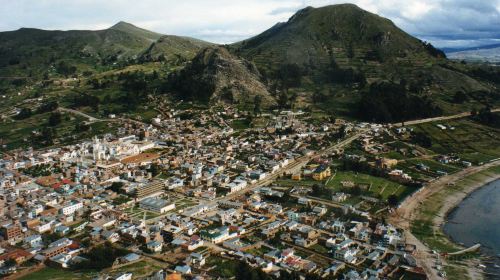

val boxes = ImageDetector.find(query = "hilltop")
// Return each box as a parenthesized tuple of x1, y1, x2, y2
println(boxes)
(140, 35, 213, 64)
(108, 21, 163, 42)
(167, 46, 276, 109)
(0, 22, 210, 82)
(228, 4, 499, 121)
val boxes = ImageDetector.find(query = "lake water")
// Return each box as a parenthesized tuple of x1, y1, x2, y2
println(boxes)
(443, 179, 500, 276)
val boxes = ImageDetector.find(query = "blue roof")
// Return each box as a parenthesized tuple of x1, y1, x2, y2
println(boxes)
(124, 253, 141, 262)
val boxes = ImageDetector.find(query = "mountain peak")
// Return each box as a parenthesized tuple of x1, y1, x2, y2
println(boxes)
(108, 21, 162, 41)
(109, 21, 138, 31)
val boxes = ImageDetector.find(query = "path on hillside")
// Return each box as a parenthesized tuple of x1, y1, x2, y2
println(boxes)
(393, 108, 500, 127)
(58, 107, 150, 128)
(58, 107, 99, 122)
(389, 160, 500, 280)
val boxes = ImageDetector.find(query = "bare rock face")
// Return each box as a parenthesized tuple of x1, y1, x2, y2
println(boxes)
(168, 46, 276, 108)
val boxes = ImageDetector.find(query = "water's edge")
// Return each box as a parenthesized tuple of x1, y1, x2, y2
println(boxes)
(443, 179, 500, 278)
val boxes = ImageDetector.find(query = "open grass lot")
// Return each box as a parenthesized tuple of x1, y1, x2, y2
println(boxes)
(275, 178, 319, 187)
(276, 171, 414, 202)
(326, 171, 414, 201)
(230, 118, 251, 130)
(20, 260, 163, 280)
(394, 161, 436, 181)
(126, 107, 159, 123)
(406, 158, 461, 174)
(123, 206, 161, 220)
(19, 267, 97, 280)
(175, 198, 198, 211)
(245, 246, 272, 257)
(206, 256, 240, 278)
(411, 118, 500, 165)
(107, 260, 163, 278)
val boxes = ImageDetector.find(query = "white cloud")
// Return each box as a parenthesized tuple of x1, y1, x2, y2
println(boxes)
(401, 1, 436, 20)
(0, 0, 499, 47)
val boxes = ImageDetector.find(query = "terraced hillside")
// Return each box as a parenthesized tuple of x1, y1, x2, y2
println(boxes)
(229, 4, 499, 119)
(1, 4, 499, 126)
(0, 22, 210, 86)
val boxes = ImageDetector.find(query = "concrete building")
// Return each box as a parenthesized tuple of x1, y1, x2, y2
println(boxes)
(135, 181, 164, 199)
(139, 197, 175, 214)
(60, 200, 83, 216)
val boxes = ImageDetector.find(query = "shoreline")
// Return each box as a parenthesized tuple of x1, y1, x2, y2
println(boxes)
(437, 174, 500, 242)
(390, 161, 500, 280)
(434, 170, 500, 280)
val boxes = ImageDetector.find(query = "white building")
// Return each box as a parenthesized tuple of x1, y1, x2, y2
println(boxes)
(60, 200, 83, 216)
(226, 179, 247, 193)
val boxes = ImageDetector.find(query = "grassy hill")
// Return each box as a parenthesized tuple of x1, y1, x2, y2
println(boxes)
(228, 4, 499, 120)
(0, 22, 211, 88)
(0, 3, 499, 142)
(108, 21, 163, 42)
(231, 4, 429, 76)
(140, 35, 213, 64)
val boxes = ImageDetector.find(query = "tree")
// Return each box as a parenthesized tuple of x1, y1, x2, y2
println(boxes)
(37, 101, 59, 113)
(109, 182, 124, 193)
(387, 194, 399, 207)
(312, 184, 322, 196)
(305, 273, 321, 280)
(72, 243, 129, 270)
(4, 258, 16, 267)
(358, 81, 442, 123)
(351, 185, 362, 196)
(74, 122, 90, 133)
(278, 270, 301, 280)
(15, 108, 32, 120)
(278, 92, 289, 108)
(412, 131, 432, 148)
(453, 91, 468, 104)
(253, 95, 262, 116)
(235, 261, 271, 280)
(279, 63, 302, 90)
(48, 112, 62, 126)
(148, 164, 161, 177)
(56, 61, 77, 77)
(38, 127, 56, 146)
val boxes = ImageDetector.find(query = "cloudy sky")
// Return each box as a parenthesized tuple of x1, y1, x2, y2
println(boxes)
(1, 0, 500, 48)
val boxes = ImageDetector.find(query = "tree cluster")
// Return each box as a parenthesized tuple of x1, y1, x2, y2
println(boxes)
(71, 93, 100, 111)
(327, 60, 366, 86)
(48, 111, 62, 126)
(72, 242, 129, 270)
(56, 61, 77, 77)
(411, 131, 432, 148)
(357, 81, 442, 123)
(472, 107, 500, 128)
(14, 108, 32, 120)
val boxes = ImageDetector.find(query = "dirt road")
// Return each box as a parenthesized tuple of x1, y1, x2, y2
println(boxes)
(393, 108, 500, 127)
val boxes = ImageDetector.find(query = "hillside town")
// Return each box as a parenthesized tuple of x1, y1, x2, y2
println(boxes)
(1, 104, 481, 280)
